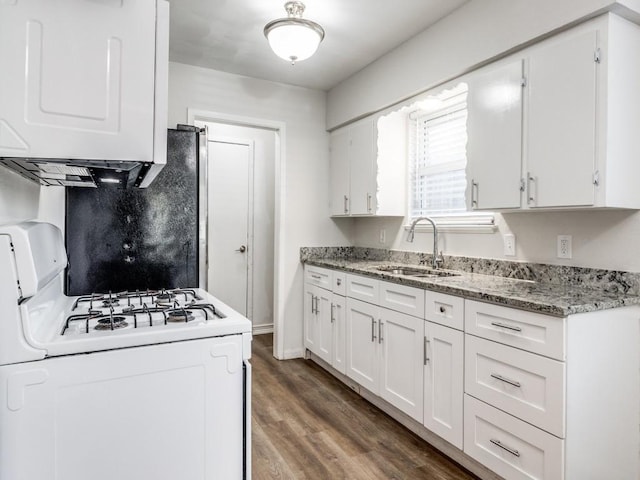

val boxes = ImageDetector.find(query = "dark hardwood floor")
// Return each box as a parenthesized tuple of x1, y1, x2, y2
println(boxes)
(251, 334, 479, 480)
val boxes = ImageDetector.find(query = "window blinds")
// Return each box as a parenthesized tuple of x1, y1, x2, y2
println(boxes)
(410, 99, 468, 218)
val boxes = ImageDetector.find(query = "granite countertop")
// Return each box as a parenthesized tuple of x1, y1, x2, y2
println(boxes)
(302, 252, 640, 317)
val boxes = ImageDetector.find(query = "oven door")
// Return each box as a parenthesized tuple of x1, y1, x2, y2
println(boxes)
(0, 335, 246, 480)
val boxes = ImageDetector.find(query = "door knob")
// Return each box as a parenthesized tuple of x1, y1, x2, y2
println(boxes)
(235, 245, 247, 253)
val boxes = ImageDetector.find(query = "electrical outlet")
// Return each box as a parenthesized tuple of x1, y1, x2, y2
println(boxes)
(379, 229, 386, 244)
(503, 234, 516, 257)
(557, 235, 572, 259)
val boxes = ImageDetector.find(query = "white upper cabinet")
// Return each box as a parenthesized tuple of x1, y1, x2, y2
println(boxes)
(526, 28, 598, 208)
(349, 119, 376, 215)
(465, 13, 640, 211)
(466, 59, 524, 210)
(329, 116, 405, 217)
(525, 14, 640, 209)
(329, 128, 351, 215)
(0, 0, 168, 169)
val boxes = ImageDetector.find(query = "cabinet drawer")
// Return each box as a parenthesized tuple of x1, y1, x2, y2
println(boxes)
(425, 291, 464, 330)
(464, 395, 564, 480)
(379, 281, 425, 318)
(465, 335, 565, 437)
(346, 274, 379, 303)
(465, 300, 565, 360)
(305, 266, 332, 289)
(332, 271, 346, 296)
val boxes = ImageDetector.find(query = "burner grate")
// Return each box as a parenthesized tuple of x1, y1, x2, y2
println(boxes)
(71, 288, 199, 311)
(61, 301, 221, 335)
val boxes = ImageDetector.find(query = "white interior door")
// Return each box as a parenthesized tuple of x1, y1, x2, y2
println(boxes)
(207, 138, 253, 317)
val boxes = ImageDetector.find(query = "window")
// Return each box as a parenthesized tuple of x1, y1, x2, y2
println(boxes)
(407, 84, 494, 232)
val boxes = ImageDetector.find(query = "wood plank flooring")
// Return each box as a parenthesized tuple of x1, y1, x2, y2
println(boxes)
(251, 334, 479, 480)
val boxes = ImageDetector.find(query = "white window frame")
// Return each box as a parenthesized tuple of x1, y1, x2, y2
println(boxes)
(406, 84, 495, 233)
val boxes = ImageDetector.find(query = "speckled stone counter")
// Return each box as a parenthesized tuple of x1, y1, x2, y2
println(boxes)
(300, 247, 640, 317)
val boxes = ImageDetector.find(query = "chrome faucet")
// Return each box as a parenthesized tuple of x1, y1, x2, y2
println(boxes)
(407, 217, 443, 269)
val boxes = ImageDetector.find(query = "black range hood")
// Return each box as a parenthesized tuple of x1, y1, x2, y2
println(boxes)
(0, 157, 152, 188)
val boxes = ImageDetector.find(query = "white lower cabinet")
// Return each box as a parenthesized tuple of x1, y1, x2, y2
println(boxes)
(465, 334, 566, 437)
(306, 266, 640, 480)
(423, 321, 464, 449)
(345, 279, 464, 439)
(303, 283, 331, 363)
(378, 307, 425, 422)
(304, 267, 347, 373)
(346, 297, 424, 422)
(464, 395, 564, 480)
(345, 298, 378, 392)
(331, 294, 347, 374)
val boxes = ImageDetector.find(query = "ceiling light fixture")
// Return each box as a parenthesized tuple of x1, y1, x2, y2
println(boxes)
(264, 1, 325, 65)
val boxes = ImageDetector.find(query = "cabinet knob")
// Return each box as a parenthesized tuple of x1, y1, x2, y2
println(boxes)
(439, 306, 446, 313)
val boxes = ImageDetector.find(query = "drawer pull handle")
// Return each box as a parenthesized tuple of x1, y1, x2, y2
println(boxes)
(439, 306, 446, 313)
(311, 274, 322, 280)
(490, 373, 522, 388)
(491, 321, 522, 332)
(490, 439, 520, 457)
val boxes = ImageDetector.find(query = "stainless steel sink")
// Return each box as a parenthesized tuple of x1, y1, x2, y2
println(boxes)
(374, 265, 460, 278)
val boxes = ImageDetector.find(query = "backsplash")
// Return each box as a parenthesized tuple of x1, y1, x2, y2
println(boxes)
(300, 246, 640, 295)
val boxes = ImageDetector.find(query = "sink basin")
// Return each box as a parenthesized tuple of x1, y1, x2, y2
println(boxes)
(374, 265, 460, 278)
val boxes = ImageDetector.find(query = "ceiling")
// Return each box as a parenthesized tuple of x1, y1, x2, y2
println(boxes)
(168, 0, 469, 91)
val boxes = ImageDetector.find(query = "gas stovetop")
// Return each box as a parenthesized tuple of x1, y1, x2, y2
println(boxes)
(0, 221, 251, 364)
(62, 288, 225, 337)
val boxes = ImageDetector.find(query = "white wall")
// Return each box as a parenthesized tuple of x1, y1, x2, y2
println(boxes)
(169, 62, 352, 357)
(0, 168, 40, 224)
(352, 210, 640, 272)
(327, 0, 632, 129)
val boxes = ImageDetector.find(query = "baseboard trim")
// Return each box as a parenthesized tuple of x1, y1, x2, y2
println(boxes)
(252, 323, 274, 335)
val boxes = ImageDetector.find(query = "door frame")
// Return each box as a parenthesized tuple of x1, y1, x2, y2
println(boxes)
(189, 109, 286, 360)
(207, 135, 255, 320)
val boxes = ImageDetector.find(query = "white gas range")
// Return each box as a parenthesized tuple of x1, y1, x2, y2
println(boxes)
(0, 221, 252, 480)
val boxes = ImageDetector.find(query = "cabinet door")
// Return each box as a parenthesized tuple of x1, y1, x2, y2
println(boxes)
(349, 119, 376, 215)
(526, 29, 598, 208)
(315, 288, 333, 365)
(345, 298, 378, 393)
(0, 1, 157, 161)
(330, 128, 351, 216)
(331, 294, 347, 375)
(467, 60, 524, 210)
(378, 308, 424, 422)
(423, 322, 464, 449)
(303, 284, 318, 353)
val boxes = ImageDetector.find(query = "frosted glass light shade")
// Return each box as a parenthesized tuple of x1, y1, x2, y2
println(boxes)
(266, 22, 323, 63)
(264, 2, 325, 64)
